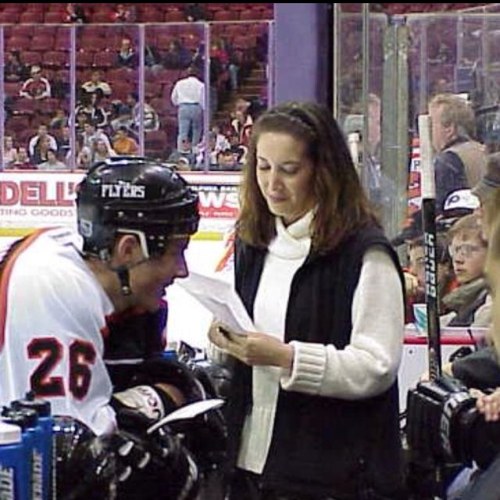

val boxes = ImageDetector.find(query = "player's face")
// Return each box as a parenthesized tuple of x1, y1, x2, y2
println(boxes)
(129, 236, 190, 312)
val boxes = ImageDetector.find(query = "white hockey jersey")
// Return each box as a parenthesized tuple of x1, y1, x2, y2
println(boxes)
(0, 228, 116, 435)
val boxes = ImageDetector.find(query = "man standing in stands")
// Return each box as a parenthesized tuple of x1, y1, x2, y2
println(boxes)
(171, 65, 205, 154)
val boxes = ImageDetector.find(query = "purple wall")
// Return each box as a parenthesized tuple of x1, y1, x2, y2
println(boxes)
(273, 3, 332, 105)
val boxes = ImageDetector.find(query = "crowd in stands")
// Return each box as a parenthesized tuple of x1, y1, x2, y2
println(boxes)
(0, 3, 273, 25)
(0, 3, 271, 171)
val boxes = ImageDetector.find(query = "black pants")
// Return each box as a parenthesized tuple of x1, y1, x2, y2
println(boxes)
(227, 468, 337, 500)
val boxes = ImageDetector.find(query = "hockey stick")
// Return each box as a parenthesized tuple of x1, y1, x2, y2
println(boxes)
(418, 114, 442, 381)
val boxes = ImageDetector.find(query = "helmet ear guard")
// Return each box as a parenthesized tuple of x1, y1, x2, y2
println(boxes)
(76, 156, 200, 259)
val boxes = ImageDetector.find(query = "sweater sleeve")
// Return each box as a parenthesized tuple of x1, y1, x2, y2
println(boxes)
(280, 247, 404, 399)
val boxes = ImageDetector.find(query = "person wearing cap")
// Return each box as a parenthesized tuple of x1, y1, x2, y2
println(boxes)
(438, 188, 481, 230)
(19, 64, 51, 100)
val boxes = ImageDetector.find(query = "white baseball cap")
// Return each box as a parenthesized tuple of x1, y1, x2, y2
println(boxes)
(443, 189, 480, 212)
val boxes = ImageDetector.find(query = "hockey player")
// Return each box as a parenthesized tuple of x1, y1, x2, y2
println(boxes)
(0, 157, 209, 498)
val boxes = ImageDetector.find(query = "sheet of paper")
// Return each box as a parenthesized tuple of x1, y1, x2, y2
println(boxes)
(177, 271, 256, 334)
(147, 399, 225, 434)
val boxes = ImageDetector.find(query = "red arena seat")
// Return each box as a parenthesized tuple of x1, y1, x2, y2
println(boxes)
(42, 51, 69, 69)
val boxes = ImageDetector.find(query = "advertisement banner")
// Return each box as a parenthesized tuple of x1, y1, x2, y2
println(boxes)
(0, 171, 241, 239)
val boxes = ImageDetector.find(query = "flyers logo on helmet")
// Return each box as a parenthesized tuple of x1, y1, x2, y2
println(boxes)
(101, 183, 146, 199)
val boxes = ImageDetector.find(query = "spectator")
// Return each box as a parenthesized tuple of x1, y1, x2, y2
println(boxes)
(4, 50, 29, 83)
(227, 131, 248, 164)
(173, 156, 191, 172)
(31, 135, 53, 166)
(80, 70, 112, 99)
(118, 93, 160, 133)
(171, 66, 205, 153)
(344, 93, 396, 227)
(81, 121, 112, 153)
(116, 37, 139, 69)
(75, 91, 109, 129)
(28, 125, 58, 159)
(56, 125, 72, 163)
(145, 43, 163, 71)
(183, 3, 207, 22)
(92, 138, 117, 162)
(208, 101, 406, 499)
(441, 213, 490, 327)
(50, 71, 71, 101)
(195, 128, 230, 169)
(163, 40, 193, 71)
(166, 144, 194, 168)
(74, 110, 90, 142)
(19, 65, 51, 100)
(3, 135, 18, 169)
(213, 149, 239, 171)
(76, 145, 92, 170)
(403, 233, 456, 324)
(230, 106, 253, 147)
(65, 3, 88, 23)
(429, 93, 488, 216)
(49, 109, 69, 131)
(211, 38, 239, 92)
(113, 126, 138, 156)
(110, 3, 135, 23)
(8, 147, 36, 170)
(38, 148, 68, 171)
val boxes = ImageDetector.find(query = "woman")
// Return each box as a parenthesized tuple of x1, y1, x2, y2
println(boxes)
(209, 101, 406, 499)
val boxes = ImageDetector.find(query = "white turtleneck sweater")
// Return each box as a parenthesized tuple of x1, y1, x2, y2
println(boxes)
(236, 211, 404, 474)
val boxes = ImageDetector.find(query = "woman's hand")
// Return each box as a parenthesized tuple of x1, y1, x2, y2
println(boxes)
(208, 321, 293, 370)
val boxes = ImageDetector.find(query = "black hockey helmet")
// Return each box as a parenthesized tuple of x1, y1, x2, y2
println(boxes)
(76, 156, 200, 259)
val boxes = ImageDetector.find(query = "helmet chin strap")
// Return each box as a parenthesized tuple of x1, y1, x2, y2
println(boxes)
(114, 265, 132, 296)
(110, 257, 150, 296)
(109, 230, 152, 296)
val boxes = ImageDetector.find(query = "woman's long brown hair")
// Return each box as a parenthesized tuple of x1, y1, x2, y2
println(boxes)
(237, 101, 379, 253)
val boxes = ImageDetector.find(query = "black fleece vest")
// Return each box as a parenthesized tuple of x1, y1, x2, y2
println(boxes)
(226, 224, 406, 499)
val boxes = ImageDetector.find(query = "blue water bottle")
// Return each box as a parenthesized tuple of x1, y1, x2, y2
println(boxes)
(3, 407, 44, 500)
(0, 419, 30, 499)
(11, 394, 53, 500)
